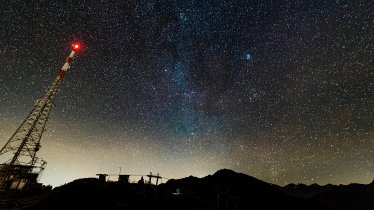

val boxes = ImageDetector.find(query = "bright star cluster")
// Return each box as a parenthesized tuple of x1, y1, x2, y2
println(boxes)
(0, 1, 373, 187)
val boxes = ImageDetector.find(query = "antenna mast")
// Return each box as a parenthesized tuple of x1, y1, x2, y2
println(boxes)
(0, 43, 81, 190)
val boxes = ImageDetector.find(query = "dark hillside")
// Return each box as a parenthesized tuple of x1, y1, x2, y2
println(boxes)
(3, 169, 374, 209)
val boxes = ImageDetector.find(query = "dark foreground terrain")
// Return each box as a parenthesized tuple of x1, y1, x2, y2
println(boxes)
(0, 169, 373, 210)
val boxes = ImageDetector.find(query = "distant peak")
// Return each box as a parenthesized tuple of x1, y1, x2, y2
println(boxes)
(213, 169, 237, 176)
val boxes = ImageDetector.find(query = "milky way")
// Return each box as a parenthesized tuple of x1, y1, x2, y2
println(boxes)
(0, 0, 373, 186)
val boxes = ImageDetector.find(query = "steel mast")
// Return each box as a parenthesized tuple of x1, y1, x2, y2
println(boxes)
(0, 43, 80, 190)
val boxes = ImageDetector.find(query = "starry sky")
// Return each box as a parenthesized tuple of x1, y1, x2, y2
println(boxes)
(0, 0, 373, 187)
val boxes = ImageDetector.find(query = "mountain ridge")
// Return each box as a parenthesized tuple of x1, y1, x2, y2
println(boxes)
(1, 169, 373, 209)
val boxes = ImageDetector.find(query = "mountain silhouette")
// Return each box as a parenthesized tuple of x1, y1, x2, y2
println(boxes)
(160, 169, 332, 210)
(283, 180, 374, 210)
(1, 169, 373, 209)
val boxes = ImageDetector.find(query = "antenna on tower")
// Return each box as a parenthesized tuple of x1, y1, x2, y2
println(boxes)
(0, 42, 81, 190)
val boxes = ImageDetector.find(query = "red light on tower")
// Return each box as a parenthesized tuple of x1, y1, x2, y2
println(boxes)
(72, 43, 80, 51)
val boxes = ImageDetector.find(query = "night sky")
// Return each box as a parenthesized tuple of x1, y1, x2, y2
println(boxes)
(0, 0, 373, 187)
